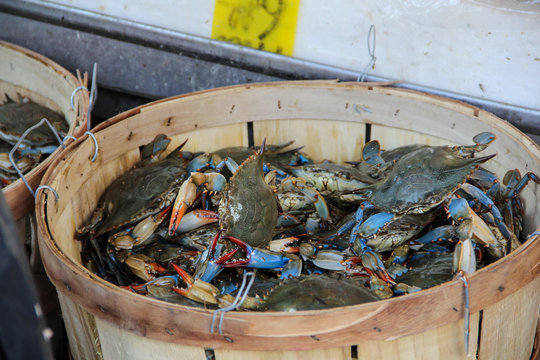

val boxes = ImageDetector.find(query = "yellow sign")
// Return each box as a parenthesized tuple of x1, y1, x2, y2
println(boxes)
(212, 0, 300, 56)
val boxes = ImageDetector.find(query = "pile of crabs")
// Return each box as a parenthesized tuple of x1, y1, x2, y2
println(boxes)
(0, 99, 68, 187)
(77, 132, 539, 311)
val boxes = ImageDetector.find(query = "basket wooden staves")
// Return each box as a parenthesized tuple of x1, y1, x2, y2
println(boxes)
(0, 40, 88, 220)
(36, 81, 540, 360)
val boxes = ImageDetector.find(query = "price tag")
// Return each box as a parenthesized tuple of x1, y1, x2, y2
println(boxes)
(212, 0, 300, 56)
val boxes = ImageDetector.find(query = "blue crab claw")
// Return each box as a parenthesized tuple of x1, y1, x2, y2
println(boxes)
(168, 172, 226, 234)
(193, 231, 224, 282)
(122, 274, 181, 294)
(361, 250, 396, 285)
(448, 197, 504, 259)
(124, 254, 168, 282)
(453, 237, 476, 275)
(506, 171, 540, 199)
(350, 211, 394, 253)
(346, 252, 395, 285)
(174, 209, 219, 234)
(415, 225, 457, 245)
(171, 263, 219, 305)
(334, 201, 374, 238)
(216, 235, 290, 269)
(458, 184, 513, 247)
(362, 140, 384, 165)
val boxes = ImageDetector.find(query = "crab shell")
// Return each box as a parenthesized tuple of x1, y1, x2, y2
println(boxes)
(261, 274, 379, 311)
(219, 145, 277, 248)
(362, 146, 496, 215)
(0, 102, 68, 146)
(90, 153, 188, 237)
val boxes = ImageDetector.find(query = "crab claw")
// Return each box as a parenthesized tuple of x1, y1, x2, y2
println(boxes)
(169, 173, 226, 235)
(174, 209, 219, 233)
(216, 236, 290, 269)
(125, 254, 167, 282)
(169, 178, 198, 235)
(171, 263, 219, 305)
(361, 250, 396, 285)
(193, 231, 225, 282)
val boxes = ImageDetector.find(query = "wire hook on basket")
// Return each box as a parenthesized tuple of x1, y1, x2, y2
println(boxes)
(85, 131, 99, 162)
(456, 272, 470, 356)
(210, 271, 256, 335)
(34, 185, 59, 202)
(70, 86, 88, 111)
(67, 64, 100, 161)
(357, 24, 376, 82)
(8, 117, 67, 198)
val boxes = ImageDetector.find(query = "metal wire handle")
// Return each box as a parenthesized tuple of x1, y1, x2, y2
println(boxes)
(456, 272, 470, 356)
(8, 117, 67, 198)
(34, 185, 59, 202)
(70, 86, 88, 110)
(210, 271, 256, 335)
(84, 131, 99, 162)
(358, 24, 376, 82)
(87, 63, 98, 132)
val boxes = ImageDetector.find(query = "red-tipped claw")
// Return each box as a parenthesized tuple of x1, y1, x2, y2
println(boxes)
(168, 179, 198, 235)
(170, 263, 219, 304)
(215, 235, 290, 269)
(174, 209, 219, 233)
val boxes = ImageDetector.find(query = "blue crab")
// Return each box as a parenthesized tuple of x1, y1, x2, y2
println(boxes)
(0, 101, 68, 147)
(79, 135, 190, 238)
(216, 274, 379, 311)
(342, 133, 496, 280)
(170, 139, 278, 249)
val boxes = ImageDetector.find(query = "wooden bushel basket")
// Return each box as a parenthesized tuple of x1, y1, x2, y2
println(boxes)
(0, 40, 88, 220)
(36, 81, 540, 360)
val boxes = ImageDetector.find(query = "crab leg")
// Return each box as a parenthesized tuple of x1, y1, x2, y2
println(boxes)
(449, 196, 503, 259)
(193, 231, 225, 282)
(174, 209, 219, 234)
(109, 207, 171, 250)
(458, 184, 513, 254)
(360, 251, 396, 285)
(125, 254, 167, 282)
(216, 236, 290, 269)
(171, 263, 219, 305)
(415, 225, 457, 245)
(506, 171, 540, 199)
(168, 172, 226, 234)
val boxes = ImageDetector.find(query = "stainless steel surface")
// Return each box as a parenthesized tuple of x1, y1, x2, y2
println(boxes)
(1, 0, 539, 137)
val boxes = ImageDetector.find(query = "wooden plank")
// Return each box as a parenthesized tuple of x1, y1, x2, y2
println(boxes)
(253, 119, 365, 163)
(57, 292, 102, 360)
(96, 317, 206, 360)
(357, 313, 479, 360)
(371, 126, 458, 149)
(171, 123, 248, 153)
(214, 346, 351, 360)
(478, 276, 540, 360)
